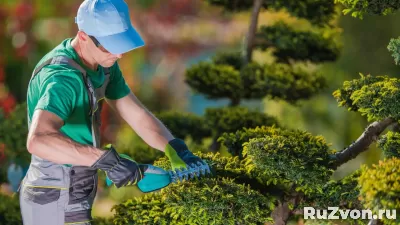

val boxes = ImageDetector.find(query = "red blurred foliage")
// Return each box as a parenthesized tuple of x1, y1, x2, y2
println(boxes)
(15, 2, 34, 21)
(0, 94, 16, 116)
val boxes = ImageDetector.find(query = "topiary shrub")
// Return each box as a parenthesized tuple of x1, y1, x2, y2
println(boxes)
(358, 158, 400, 225)
(242, 131, 335, 195)
(377, 131, 400, 158)
(155, 111, 212, 143)
(303, 170, 362, 209)
(219, 126, 292, 158)
(154, 152, 284, 195)
(205, 107, 279, 136)
(335, 0, 400, 19)
(0, 193, 22, 225)
(206, 0, 336, 25)
(241, 62, 327, 102)
(333, 74, 400, 121)
(112, 177, 274, 225)
(186, 58, 327, 105)
(185, 61, 243, 102)
(256, 21, 340, 63)
(92, 217, 114, 225)
(219, 124, 335, 186)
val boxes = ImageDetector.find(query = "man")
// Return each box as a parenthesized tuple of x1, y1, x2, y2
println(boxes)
(19, 0, 205, 224)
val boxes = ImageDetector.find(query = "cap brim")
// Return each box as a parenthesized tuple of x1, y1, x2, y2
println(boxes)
(96, 25, 145, 54)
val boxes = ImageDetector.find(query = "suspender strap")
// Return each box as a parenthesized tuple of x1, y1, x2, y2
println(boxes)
(29, 56, 109, 148)
(91, 67, 111, 148)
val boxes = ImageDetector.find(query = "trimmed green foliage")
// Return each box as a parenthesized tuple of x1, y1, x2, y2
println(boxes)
(269, 0, 336, 25)
(256, 22, 340, 63)
(205, 106, 279, 136)
(0, 193, 22, 225)
(206, 0, 336, 25)
(92, 217, 114, 225)
(219, 126, 289, 157)
(0, 103, 30, 166)
(156, 111, 212, 143)
(333, 74, 400, 121)
(333, 74, 385, 111)
(212, 51, 244, 71)
(112, 177, 274, 225)
(154, 152, 288, 194)
(243, 131, 336, 195)
(241, 62, 326, 102)
(186, 54, 326, 103)
(335, 0, 400, 18)
(303, 170, 362, 209)
(185, 61, 242, 101)
(377, 131, 400, 158)
(123, 127, 340, 224)
(359, 158, 400, 225)
(387, 37, 400, 65)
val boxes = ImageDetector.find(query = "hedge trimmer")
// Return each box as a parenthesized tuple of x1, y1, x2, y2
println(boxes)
(106, 158, 211, 193)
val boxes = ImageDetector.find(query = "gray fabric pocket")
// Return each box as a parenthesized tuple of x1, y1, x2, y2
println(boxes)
(68, 166, 98, 204)
(23, 187, 61, 205)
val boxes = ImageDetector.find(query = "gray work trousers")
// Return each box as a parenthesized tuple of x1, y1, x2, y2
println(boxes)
(19, 166, 98, 225)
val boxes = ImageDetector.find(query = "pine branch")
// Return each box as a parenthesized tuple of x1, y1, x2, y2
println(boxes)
(332, 117, 395, 169)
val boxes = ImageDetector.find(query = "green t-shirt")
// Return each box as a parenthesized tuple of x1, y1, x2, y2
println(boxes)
(27, 38, 131, 146)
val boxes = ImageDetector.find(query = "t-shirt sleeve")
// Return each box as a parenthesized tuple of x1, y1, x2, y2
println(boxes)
(35, 74, 81, 122)
(105, 63, 131, 100)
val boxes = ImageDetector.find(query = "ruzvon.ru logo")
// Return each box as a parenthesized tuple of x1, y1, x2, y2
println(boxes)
(304, 207, 396, 220)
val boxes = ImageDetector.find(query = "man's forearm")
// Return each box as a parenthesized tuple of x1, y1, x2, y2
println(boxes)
(27, 131, 105, 166)
(130, 110, 174, 152)
(107, 92, 175, 152)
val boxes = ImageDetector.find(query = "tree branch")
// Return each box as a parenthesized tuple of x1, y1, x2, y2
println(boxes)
(265, 200, 293, 225)
(266, 184, 303, 225)
(244, 0, 263, 64)
(332, 117, 395, 169)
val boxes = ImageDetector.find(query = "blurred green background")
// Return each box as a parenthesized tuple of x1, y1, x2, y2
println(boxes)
(1, 0, 400, 220)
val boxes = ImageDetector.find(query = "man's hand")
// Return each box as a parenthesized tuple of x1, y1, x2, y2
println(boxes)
(91, 145, 147, 188)
(103, 152, 172, 192)
(164, 138, 205, 170)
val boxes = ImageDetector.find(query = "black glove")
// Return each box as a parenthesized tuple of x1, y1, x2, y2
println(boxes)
(91, 145, 147, 188)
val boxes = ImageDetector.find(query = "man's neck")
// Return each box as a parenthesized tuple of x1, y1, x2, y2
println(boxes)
(71, 37, 98, 71)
